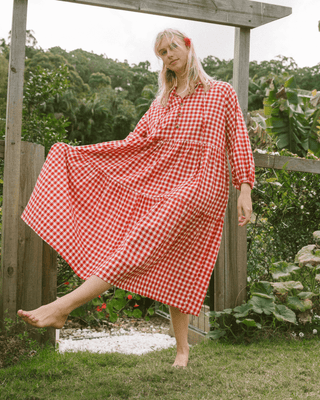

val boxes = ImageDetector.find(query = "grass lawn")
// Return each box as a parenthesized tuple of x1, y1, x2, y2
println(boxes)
(1, 337, 320, 400)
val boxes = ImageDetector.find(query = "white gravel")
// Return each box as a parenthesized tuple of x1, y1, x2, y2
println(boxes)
(56, 327, 177, 355)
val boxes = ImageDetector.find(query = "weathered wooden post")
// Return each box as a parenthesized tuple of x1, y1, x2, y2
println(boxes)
(0, 1, 57, 344)
(0, 0, 28, 324)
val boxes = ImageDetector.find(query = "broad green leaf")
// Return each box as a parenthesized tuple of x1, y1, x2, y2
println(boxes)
(270, 261, 300, 280)
(315, 274, 320, 282)
(271, 281, 303, 294)
(70, 307, 85, 317)
(273, 304, 297, 324)
(313, 231, 320, 245)
(147, 308, 155, 316)
(251, 281, 273, 295)
(206, 330, 226, 340)
(248, 296, 276, 315)
(286, 296, 312, 312)
(207, 311, 223, 318)
(237, 318, 262, 329)
(295, 245, 320, 266)
(114, 289, 126, 298)
(133, 308, 143, 318)
(91, 298, 101, 306)
(233, 303, 253, 318)
(298, 292, 318, 299)
(113, 298, 126, 310)
(277, 135, 290, 149)
(284, 76, 296, 89)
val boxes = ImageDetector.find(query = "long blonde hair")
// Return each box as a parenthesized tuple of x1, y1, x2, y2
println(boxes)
(154, 28, 212, 107)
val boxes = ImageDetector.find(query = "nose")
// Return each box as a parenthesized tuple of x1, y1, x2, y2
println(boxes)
(167, 48, 174, 57)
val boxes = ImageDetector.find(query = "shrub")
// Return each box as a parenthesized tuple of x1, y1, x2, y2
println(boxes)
(207, 230, 320, 342)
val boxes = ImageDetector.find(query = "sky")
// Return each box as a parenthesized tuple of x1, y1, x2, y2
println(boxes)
(0, 0, 319, 71)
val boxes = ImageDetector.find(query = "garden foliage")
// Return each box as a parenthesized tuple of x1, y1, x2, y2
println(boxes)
(207, 231, 320, 341)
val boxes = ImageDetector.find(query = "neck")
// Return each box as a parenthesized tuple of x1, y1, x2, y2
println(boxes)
(176, 74, 188, 92)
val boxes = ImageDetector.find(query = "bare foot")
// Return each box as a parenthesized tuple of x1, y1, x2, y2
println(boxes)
(172, 346, 189, 368)
(17, 300, 68, 329)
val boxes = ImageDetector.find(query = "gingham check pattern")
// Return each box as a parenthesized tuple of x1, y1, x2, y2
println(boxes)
(21, 81, 255, 316)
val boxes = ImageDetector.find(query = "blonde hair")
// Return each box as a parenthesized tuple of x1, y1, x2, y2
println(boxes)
(154, 28, 212, 107)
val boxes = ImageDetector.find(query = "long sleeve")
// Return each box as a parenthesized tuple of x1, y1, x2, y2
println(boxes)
(225, 85, 255, 191)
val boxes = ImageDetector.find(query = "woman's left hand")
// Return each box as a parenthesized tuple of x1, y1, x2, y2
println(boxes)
(237, 183, 253, 227)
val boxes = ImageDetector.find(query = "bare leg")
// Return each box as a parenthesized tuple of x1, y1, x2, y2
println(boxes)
(17, 276, 111, 329)
(169, 306, 189, 367)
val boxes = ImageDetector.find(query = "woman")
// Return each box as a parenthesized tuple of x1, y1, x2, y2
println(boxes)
(18, 29, 254, 368)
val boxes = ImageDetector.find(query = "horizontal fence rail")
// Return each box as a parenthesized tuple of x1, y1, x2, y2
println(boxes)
(253, 152, 320, 174)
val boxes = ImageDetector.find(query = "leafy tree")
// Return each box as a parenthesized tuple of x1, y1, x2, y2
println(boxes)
(20, 65, 76, 154)
(25, 51, 89, 95)
(201, 56, 233, 82)
(88, 72, 111, 90)
(135, 84, 158, 118)
(0, 39, 9, 60)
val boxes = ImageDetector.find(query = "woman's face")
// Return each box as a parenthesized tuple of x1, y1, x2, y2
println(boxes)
(158, 36, 189, 77)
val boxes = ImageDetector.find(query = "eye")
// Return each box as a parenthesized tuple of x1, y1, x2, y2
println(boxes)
(160, 50, 167, 56)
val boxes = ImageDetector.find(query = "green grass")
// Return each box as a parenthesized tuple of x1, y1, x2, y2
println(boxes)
(1, 338, 320, 400)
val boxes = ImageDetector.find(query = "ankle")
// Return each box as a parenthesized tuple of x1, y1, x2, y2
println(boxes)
(54, 298, 72, 317)
(176, 343, 189, 353)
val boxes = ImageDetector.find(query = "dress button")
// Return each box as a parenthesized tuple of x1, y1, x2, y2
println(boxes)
(176, 125, 179, 129)
(178, 113, 181, 117)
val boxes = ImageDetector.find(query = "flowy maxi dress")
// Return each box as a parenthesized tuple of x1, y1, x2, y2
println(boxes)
(21, 80, 255, 317)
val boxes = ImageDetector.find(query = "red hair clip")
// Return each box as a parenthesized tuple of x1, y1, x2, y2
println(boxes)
(184, 37, 191, 47)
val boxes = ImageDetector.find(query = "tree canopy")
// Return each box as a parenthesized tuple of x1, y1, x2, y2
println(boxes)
(0, 33, 319, 155)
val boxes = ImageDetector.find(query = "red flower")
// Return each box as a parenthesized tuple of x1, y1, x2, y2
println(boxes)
(96, 306, 101, 312)
(127, 295, 133, 300)
(101, 303, 107, 309)
(184, 37, 191, 47)
(64, 282, 69, 285)
(98, 295, 101, 298)
(134, 304, 139, 308)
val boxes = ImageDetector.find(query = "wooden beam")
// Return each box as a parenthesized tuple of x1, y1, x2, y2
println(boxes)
(253, 153, 320, 174)
(0, 0, 28, 322)
(233, 28, 250, 123)
(213, 27, 251, 311)
(58, 0, 292, 29)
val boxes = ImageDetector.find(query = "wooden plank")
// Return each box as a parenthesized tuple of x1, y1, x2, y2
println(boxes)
(58, 0, 292, 29)
(253, 152, 320, 174)
(214, 223, 226, 311)
(0, 0, 28, 323)
(17, 142, 44, 312)
(231, 27, 251, 308)
(41, 242, 57, 346)
(233, 28, 250, 123)
(16, 141, 44, 341)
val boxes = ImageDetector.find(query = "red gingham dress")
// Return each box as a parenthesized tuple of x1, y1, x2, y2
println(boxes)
(21, 80, 255, 316)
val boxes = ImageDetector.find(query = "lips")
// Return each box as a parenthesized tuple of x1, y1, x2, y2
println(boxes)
(170, 59, 178, 65)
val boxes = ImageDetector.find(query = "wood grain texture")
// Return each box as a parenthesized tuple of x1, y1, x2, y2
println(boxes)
(17, 142, 44, 314)
(41, 242, 57, 346)
(0, 0, 28, 323)
(58, 0, 292, 29)
(253, 153, 320, 174)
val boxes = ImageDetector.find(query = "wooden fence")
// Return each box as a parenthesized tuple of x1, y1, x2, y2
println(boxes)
(209, 151, 320, 312)
(0, 140, 57, 345)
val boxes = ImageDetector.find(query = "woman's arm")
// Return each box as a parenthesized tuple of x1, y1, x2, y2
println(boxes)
(238, 182, 252, 227)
